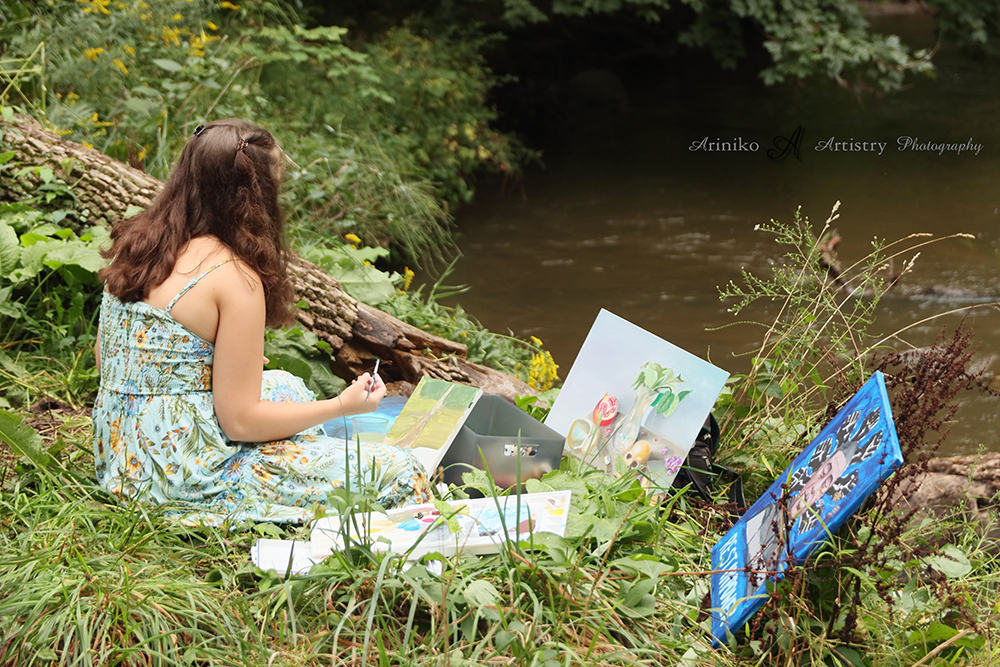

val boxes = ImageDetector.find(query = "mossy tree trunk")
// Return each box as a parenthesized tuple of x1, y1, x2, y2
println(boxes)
(1, 114, 534, 400)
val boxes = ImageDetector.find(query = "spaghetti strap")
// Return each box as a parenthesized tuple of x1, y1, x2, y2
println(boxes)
(166, 257, 237, 313)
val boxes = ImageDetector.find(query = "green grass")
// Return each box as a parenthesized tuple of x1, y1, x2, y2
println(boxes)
(3, 206, 999, 666)
(2, 438, 999, 667)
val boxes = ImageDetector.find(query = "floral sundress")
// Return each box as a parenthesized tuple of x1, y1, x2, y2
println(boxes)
(91, 259, 429, 527)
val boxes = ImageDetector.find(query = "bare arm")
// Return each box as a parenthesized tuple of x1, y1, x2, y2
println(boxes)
(210, 263, 384, 442)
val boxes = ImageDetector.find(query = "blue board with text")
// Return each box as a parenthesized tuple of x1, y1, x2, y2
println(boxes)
(710, 371, 903, 646)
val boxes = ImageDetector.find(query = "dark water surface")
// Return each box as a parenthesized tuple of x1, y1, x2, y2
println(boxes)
(431, 45, 1000, 455)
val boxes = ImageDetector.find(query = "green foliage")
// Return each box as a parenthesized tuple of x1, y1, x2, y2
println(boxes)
(335, 0, 999, 96)
(680, 0, 935, 94)
(263, 325, 346, 399)
(0, 1, 534, 262)
(713, 203, 892, 487)
(299, 239, 399, 306)
(353, 26, 533, 209)
(0, 153, 104, 408)
(927, 0, 1000, 52)
(283, 133, 453, 266)
(0, 407, 53, 468)
(4, 422, 997, 666)
(381, 270, 538, 380)
(0, 467, 271, 666)
(514, 388, 559, 421)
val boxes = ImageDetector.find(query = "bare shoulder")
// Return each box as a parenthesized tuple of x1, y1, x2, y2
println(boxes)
(213, 256, 263, 300)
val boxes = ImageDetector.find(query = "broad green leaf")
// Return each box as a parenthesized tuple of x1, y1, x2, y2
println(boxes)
(463, 579, 500, 609)
(24, 222, 61, 239)
(263, 352, 313, 383)
(0, 286, 26, 318)
(617, 577, 656, 618)
(757, 378, 784, 399)
(19, 237, 105, 275)
(908, 621, 958, 648)
(124, 98, 155, 115)
(153, 58, 183, 72)
(300, 244, 396, 305)
(566, 512, 619, 542)
(432, 498, 461, 533)
(610, 554, 674, 579)
(924, 544, 972, 579)
(0, 220, 18, 278)
(0, 408, 54, 468)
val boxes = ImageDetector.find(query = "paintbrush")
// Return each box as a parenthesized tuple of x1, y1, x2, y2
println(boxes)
(365, 358, 380, 404)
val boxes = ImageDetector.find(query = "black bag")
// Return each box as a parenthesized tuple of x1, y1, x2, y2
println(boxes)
(672, 414, 745, 509)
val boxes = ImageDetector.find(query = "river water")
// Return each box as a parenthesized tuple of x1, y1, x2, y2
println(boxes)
(432, 40, 1000, 455)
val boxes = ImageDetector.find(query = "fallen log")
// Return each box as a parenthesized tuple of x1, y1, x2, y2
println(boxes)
(1, 113, 535, 401)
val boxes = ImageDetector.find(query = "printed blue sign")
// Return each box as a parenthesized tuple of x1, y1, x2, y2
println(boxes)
(710, 371, 903, 646)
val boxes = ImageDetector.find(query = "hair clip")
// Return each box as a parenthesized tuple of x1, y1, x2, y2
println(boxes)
(236, 138, 249, 152)
(193, 125, 207, 136)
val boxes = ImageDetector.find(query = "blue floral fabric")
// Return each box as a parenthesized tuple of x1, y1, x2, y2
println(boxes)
(91, 261, 430, 527)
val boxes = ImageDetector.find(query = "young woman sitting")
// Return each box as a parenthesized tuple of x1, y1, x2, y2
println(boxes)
(92, 119, 430, 526)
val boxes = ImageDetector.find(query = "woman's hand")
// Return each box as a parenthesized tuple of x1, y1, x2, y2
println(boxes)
(337, 372, 386, 415)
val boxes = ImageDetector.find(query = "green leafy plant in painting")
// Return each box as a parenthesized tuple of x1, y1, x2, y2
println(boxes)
(632, 361, 691, 418)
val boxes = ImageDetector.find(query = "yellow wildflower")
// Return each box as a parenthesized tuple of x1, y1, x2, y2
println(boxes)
(84, 47, 105, 60)
(402, 267, 414, 291)
(82, 141, 94, 149)
(67, 91, 80, 101)
(206, 21, 218, 30)
(123, 44, 135, 55)
(530, 336, 543, 347)
(172, 13, 183, 20)
(189, 32, 217, 57)
(77, 0, 111, 14)
(528, 350, 559, 392)
(162, 26, 181, 46)
(344, 233, 361, 245)
(220, 1, 240, 8)
(86, 112, 115, 128)
(112, 58, 128, 75)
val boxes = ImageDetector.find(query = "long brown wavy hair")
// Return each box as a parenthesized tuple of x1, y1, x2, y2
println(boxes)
(99, 118, 296, 327)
